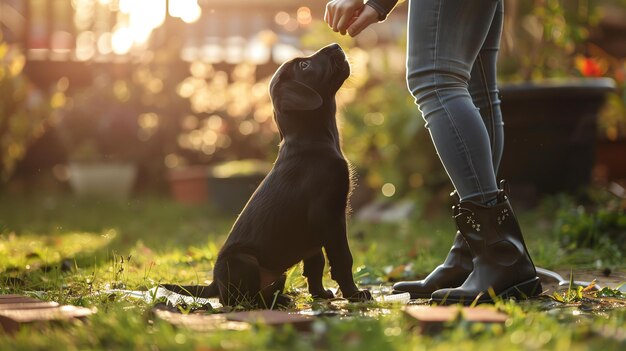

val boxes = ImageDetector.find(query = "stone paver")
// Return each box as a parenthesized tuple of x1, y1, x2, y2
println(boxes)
(0, 295, 94, 335)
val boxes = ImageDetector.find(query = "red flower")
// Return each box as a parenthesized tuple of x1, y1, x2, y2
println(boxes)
(575, 56, 606, 77)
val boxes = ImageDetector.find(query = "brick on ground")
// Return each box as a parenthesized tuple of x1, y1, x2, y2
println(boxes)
(404, 306, 507, 333)
(226, 310, 314, 331)
(154, 308, 314, 332)
(0, 294, 94, 335)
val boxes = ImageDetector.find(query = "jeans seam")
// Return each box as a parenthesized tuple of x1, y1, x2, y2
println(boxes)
(435, 90, 486, 203)
(477, 53, 496, 157)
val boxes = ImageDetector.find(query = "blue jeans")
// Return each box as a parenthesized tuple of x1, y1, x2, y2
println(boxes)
(406, 0, 504, 204)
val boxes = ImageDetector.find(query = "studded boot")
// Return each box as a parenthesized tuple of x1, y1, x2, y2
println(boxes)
(431, 181, 542, 305)
(392, 192, 473, 299)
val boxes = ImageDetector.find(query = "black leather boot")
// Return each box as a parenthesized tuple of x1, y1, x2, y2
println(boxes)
(392, 192, 473, 299)
(392, 231, 473, 298)
(431, 181, 542, 305)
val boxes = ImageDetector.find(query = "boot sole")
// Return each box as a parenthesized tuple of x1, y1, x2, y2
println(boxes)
(432, 277, 543, 305)
(391, 290, 432, 299)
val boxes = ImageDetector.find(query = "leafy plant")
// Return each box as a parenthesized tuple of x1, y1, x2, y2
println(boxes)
(595, 285, 626, 299)
(554, 192, 626, 264)
(551, 272, 586, 303)
(500, 0, 600, 81)
(55, 72, 152, 163)
(171, 62, 278, 167)
(0, 37, 64, 181)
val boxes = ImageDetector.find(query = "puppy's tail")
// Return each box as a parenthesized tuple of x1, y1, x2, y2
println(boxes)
(204, 281, 220, 298)
(158, 282, 220, 298)
(213, 253, 262, 307)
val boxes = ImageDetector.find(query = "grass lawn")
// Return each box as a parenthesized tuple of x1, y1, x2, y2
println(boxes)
(0, 194, 624, 350)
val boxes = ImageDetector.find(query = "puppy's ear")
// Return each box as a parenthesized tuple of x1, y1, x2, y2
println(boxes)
(277, 80, 323, 112)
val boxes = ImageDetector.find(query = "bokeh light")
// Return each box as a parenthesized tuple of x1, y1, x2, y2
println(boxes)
(169, 0, 202, 23)
(111, 25, 133, 55)
(382, 183, 396, 197)
(75, 31, 96, 60)
(274, 12, 290, 26)
(297, 7, 312, 26)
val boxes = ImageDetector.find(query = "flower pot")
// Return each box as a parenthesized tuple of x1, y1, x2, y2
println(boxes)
(68, 162, 137, 199)
(594, 138, 626, 181)
(207, 160, 272, 213)
(499, 78, 616, 194)
(208, 174, 266, 214)
(166, 166, 209, 205)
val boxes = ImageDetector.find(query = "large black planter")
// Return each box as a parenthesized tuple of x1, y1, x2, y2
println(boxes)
(499, 78, 616, 194)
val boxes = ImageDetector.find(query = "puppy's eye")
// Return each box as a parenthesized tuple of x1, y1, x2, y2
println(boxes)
(299, 61, 311, 70)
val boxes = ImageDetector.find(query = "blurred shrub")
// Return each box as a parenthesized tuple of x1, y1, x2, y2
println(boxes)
(54, 54, 277, 197)
(0, 38, 64, 181)
(56, 73, 145, 163)
(57, 47, 278, 177)
(341, 78, 448, 200)
(553, 191, 625, 264)
(171, 62, 278, 167)
(500, 0, 601, 81)
(500, 0, 626, 139)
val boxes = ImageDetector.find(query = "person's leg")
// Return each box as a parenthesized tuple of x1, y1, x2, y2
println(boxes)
(396, 0, 541, 303)
(394, 0, 501, 297)
(429, 1, 540, 304)
(468, 1, 505, 173)
(406, 0, 501, 204)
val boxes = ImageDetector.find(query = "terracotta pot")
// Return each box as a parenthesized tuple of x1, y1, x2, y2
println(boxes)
(167, 166, 209, 205)
(594, 138, 626, 181)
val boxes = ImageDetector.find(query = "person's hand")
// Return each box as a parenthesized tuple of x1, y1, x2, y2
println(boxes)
(346, 5, 379, 37)
(325, 0, 379, 37)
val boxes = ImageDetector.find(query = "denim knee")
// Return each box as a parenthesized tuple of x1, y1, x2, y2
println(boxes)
(406, 69, 471, 122)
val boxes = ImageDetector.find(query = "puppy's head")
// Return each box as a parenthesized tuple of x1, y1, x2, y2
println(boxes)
(269, 43, 350, 114)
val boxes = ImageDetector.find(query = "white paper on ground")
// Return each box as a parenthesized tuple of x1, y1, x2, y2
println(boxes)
(103, 286, 223, 308)
(375, 292, 411, 304)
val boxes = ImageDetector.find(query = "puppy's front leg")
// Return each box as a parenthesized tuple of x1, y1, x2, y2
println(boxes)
(303, 250, 334, 299)
(323, 216, 372, 302)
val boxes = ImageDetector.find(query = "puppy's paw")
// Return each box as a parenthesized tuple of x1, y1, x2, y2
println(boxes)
(311, 289, 335, 300)
(344, 289, 373, 302)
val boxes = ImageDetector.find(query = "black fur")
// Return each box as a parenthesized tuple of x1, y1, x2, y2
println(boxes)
(206, 43, 372, 307)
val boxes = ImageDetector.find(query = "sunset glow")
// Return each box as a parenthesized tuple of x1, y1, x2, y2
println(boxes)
(108, 0, 201, 55)
(169, 0, 202, 24)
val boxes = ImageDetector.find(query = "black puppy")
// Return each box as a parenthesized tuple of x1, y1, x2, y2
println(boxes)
(202, 43, 372, 307)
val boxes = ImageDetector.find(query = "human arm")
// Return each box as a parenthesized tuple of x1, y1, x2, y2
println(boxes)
(364, 0, 399, 21)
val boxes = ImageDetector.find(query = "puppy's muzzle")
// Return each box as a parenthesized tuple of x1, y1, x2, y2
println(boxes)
(332, 53, 347, 69)
(326, 45, 349, 73)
